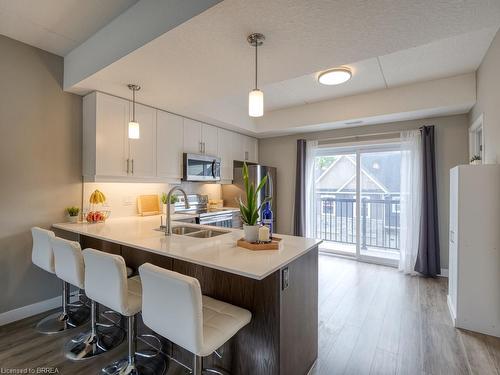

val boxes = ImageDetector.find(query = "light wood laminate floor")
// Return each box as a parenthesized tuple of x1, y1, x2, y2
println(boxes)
(1, 255, 500, 374)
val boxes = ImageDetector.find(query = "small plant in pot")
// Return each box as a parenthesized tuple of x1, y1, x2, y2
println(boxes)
(65, 206, 80, 223)
(470, 154, 482, 165)
(161, 193, 179, 214)
(238, 163, 271, 242)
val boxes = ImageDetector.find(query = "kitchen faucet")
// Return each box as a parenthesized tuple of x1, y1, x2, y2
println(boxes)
(164, 186, 190, 236)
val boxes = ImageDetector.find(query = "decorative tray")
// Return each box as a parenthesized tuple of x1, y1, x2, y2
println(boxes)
(237, 237, 282, 251)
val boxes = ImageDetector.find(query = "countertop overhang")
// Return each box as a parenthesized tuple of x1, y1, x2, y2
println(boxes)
(53, 216, 321, 280)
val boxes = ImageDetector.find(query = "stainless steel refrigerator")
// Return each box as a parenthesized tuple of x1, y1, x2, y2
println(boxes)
(222, 163, 277, 229)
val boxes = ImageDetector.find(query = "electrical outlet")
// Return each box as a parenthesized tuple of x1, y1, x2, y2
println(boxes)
(123, 196, 134, 206)
(282, 267, 289, 290)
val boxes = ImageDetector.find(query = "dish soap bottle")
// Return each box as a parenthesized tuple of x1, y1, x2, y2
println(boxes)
(261, 201, 273, 238)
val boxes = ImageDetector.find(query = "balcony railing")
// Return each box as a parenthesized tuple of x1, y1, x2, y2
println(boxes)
(316, 196, 400, 251)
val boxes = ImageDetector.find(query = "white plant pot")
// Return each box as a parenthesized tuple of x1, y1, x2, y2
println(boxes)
(68, 215, 78, 223)
(162, 203, 176, 214)
(243, 224, 259, 243)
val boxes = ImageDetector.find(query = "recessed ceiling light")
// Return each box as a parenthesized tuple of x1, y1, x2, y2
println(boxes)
(318, 68, 352, 85)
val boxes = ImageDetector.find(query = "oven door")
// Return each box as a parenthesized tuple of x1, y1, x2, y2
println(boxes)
(199, 212, 234, 228)
(183, 153, 221, 181)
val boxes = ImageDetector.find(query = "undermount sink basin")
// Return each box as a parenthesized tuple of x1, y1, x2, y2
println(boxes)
(185, 229, 228, 238)
(155, 225, 229, 238)
(171, 226, 201, 235)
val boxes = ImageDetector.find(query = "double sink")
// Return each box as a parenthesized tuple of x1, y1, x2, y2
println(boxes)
(156, 225, 229, 238)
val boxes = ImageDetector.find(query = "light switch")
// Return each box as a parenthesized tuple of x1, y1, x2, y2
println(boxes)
(282, 267, 289, 290)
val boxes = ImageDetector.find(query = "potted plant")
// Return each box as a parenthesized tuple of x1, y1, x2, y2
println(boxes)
(161, 193, 179, 214)
(238, 163, 271, 242)
(65, 206, 80, 223)
(470, 154, 482, 165)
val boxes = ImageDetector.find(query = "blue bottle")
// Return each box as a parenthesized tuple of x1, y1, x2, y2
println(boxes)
(261, 201, 273, 238)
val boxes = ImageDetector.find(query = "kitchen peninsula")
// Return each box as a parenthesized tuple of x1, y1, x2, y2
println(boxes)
(53, 216, 321, 375)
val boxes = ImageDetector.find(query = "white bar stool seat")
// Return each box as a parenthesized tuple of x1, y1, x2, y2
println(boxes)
(31, 227, 88, 334)
(83, 249, 162, 375)
(139, 263, 252, 375)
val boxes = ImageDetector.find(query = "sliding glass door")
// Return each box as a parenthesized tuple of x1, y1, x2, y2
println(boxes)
(313, 142, 401, 266)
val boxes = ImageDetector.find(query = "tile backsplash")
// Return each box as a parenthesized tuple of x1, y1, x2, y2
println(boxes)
(83, 182, 221, 218)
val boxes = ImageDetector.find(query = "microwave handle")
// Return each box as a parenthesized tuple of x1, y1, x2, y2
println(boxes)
(211, 160, 216, 178)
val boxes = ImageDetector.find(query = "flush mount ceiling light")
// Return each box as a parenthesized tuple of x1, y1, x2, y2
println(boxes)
(247, 33, 265, 117)
(318, 68, 352, 85)
(128, 84, 141, 139)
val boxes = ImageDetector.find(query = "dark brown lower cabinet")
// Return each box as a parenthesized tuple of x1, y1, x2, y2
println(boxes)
(78, 234, 318, 375)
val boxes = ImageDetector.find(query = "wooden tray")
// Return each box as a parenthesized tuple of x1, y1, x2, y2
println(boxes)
(237, 237, 282, 251)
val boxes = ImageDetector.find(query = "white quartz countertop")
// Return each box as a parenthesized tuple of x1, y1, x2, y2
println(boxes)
(53, 216, 321, 280)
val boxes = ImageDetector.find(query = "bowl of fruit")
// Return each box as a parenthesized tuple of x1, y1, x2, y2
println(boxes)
(85, 189, 111, 223)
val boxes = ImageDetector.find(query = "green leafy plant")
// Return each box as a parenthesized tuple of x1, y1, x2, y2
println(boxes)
(66, 206, 80, 217)
(238, 163, 271, 226)
(470, 154, 481, 162)
(161, 193, 179, 205)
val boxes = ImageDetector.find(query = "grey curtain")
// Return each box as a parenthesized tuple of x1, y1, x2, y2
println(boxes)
(415, 126, 440, 277)
(293, 139, 307, 236)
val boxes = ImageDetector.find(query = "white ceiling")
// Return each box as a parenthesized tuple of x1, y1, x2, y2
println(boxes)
(3, 0, 498, 135)
(65, 0, 500, 135)
(0, 0, 137, 56)
(258, 26, 499, 112)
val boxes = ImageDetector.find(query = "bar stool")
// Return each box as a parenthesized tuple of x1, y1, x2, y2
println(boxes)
(31, 227, 88, 334)
(83, 249, 163, 375)
(46, 238, 120, 361)
(139, 263, 252, 375)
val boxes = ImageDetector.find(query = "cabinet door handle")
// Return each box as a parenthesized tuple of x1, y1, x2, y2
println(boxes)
(199, 142, 202, 153)
(126, 158, 130, 174)
(131, 159, 134, 174)
(245, 151, 249, 161)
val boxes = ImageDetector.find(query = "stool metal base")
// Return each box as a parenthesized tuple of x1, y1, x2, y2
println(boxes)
(36, 307, 90, 335)
(64, 324, 126, 361)
(101, 356, 166, 375)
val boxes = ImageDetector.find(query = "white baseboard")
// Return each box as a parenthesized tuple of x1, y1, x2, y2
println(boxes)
(447, 294, 456, 326)
(439, 268, 449, 277)
(0, 295, 61, 326)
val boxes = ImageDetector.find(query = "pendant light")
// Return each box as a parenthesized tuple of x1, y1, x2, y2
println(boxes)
(128, 84, 141, 139)
(247, 33, 265, 117)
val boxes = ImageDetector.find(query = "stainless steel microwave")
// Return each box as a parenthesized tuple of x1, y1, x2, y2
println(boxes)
(183, 153, 221, 182)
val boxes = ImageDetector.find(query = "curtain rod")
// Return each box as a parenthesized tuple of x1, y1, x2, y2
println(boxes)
(315, 129, 411, 145)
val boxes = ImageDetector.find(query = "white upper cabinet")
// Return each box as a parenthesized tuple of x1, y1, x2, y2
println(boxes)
(231, 133, 259, 164)
(183, 119, 218, 156)
(128, 103, 156, 178)
(83, 91, 258, 182)
(245, 136, 258, 163)
(202, 124, 218, 156)
(218, 128, 234, 181)
(157, 111, 183, 180)
(84, 92, 128, 178)
(183, 118, 203, 154)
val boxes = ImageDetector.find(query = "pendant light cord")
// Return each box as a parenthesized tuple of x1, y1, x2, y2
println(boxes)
(254, 41, 258, 90)
(132, 88, 136, 122)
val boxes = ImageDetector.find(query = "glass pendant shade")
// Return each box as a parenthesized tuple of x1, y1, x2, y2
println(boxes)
(248, 89, 264, 117)
(128, 121, 140, 139)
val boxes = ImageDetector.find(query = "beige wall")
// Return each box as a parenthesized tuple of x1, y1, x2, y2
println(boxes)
(259, 115, 469, 269)
(0, 35, 82, 313)
(471, 28, 500, 164)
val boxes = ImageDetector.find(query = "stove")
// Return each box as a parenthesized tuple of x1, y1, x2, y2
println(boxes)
(173, 194, 239, 228)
